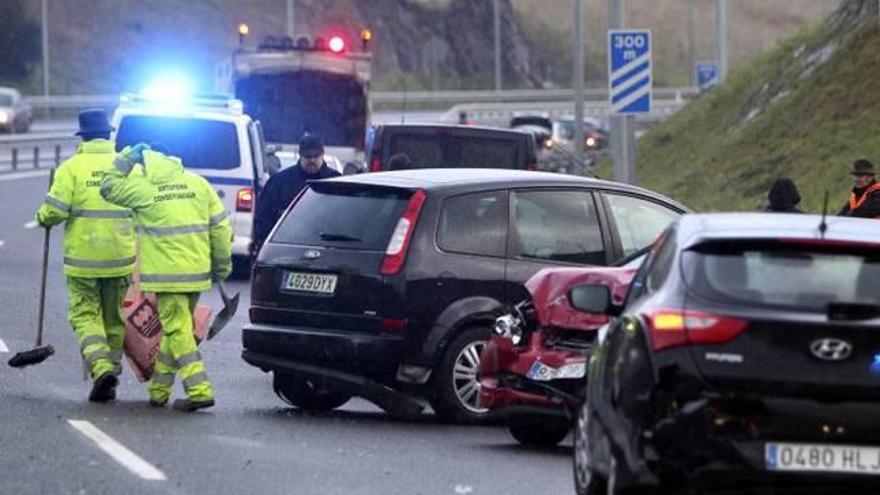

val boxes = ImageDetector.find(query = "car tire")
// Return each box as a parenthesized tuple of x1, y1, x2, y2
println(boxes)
(573, 401, 607, 495)
(430, 325, 491, 424)
(508, 414, 570, 447)
(272, 373, 351, 413)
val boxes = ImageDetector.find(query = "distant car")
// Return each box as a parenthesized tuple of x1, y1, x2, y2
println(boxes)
(510, 115, 553, 150)
(552, 116, 609, 153)
(241, 169, 686, 423)
(0, 87, 32, 133)
(573, 213, 880, 494)
(365, 124, 538, 172)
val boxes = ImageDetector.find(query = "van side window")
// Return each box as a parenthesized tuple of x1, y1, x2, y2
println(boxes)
(511, 190, 605, 265)
(438, 191, 508, 257)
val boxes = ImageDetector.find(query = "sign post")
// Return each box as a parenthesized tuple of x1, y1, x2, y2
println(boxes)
(608, 29, 651, 184)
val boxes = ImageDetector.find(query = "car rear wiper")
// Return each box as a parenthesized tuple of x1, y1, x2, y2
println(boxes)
(827, 302, 880, 321)
(319, 232, 362, 242)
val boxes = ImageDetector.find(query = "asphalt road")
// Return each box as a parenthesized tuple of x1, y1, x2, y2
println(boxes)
(0, 172, 574, 495)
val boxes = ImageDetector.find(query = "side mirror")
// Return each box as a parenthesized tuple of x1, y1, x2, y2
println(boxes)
(569, 284, 622, 316)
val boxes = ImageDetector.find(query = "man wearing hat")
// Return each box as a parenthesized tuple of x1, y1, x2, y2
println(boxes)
(34, 109, 135, 402)
(838, 159, 880, 218)
(252, 134, 340, 253)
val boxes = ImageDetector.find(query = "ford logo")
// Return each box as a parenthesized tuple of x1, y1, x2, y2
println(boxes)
(303, 249, 322, 260)
(809, 338, 853, 362)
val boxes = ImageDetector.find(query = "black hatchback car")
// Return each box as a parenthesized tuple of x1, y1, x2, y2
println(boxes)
(573, 213, 880, 494)
(242, 169, 686, 422)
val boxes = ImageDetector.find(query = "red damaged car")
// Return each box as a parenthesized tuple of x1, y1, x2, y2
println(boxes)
(479, 264, 637, 447)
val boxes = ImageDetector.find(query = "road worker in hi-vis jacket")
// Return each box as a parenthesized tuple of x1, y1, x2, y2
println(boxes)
(35, 109, 135, 403)
(101, 142, 232, 412)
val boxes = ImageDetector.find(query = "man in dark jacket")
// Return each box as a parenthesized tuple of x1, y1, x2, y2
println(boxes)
(764, 177, 803, 213)
(252, 135, 340, 253)
(838, 159, 880, 218)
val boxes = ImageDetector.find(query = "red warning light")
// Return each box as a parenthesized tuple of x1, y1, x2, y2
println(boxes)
(328, 36, 345, 53)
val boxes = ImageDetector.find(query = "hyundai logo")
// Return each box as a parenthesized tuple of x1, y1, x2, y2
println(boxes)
(810, 338, 853, 362)
(303, 249, 322, 260)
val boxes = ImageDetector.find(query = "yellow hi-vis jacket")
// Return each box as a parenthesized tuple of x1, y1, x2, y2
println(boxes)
(100, 149, 233, 293)
(35, 139, 136, 278)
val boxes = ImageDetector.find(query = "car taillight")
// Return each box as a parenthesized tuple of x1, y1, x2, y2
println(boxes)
(644, 309, 748, 352)
(380, 189, 426, 276)
(236, 187, 254, 212)
(370, 156, 382, 172)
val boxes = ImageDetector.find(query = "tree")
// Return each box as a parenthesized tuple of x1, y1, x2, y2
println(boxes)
(0, 0, 41, 80)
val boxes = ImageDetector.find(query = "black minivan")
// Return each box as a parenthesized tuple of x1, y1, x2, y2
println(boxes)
(242, 169, 687, 422)
(366, 124, 538, 172)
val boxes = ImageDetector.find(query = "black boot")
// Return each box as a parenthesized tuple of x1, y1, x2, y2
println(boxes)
(172, 398, 215, 412)
(88, 372, 118, 403)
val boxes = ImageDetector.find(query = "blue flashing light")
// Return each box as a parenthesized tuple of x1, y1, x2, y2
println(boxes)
(871, 353, 880, 374)
(140, 73, 193, 103)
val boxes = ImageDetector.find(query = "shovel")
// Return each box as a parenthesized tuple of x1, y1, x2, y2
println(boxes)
(207, 281, 239, 340)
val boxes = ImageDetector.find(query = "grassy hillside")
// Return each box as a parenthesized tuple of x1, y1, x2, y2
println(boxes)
(598, 8, 880, 213)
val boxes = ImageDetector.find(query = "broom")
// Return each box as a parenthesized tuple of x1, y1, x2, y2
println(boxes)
(8, 170, 56, 368)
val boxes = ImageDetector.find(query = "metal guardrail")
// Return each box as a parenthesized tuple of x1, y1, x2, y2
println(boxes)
(23, 87, 700, 111)
(0, 134, 77, 173)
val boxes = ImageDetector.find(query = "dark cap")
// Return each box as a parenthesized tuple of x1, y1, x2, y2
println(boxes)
(75, 109, 115, 136)
(851, 159, 876, 176)
(299, 134, 324, 156)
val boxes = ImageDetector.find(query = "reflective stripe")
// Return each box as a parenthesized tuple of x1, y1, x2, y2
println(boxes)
(176, 351, 202, 369)
(209, 211, 229, 226)
(112, 364, 123, 376)
(110, 350, 123, 363)
(157, 353, 177, 369)
(70, 209, 132, 219)
(140, 224, 209, 236)
(140, 272, 211, 283)
(44, 195, 71, 212)
(64, 256, 136, 269)
(80, 335, 108, 351)
(85, 349, 110, 366)
(150, 372, 175, 386)
(182, 371, 209, 390)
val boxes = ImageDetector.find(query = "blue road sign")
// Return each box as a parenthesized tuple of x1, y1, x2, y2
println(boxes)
(608, 29, 652, 115)
(696, 61, 719, 90)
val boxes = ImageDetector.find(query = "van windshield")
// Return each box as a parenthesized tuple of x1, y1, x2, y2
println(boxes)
(272, 185, 411, 250)
(116, 116, 241, 170)
(388, 134, 521, 169)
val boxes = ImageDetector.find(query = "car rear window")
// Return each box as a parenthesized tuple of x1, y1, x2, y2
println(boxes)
(387, 133, 522, 169)
(271, 185, 411, 250)
(116, 116, 241, 170)
(683, 241, 880, 310)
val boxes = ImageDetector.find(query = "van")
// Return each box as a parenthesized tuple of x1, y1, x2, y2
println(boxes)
(111, 93, 270, 274)
(366, 124, 537, 172)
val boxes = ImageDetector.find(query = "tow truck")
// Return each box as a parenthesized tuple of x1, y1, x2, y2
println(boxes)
(215, 28, 373, 168)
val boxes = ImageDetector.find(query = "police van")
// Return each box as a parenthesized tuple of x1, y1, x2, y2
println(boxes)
(111, 92, 270, 275)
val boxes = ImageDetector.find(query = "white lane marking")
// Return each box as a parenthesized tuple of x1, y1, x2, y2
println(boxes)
(0, 169, 50, 182)
(67, 420, 167, 481)
(0, 339, 8, 353)
(24, 221, 38, 229)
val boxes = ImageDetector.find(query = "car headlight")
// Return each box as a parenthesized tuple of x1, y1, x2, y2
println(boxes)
(585, 136, 597, 148)
(0, 112, 9, 124)
(494, 314, 524, 345)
